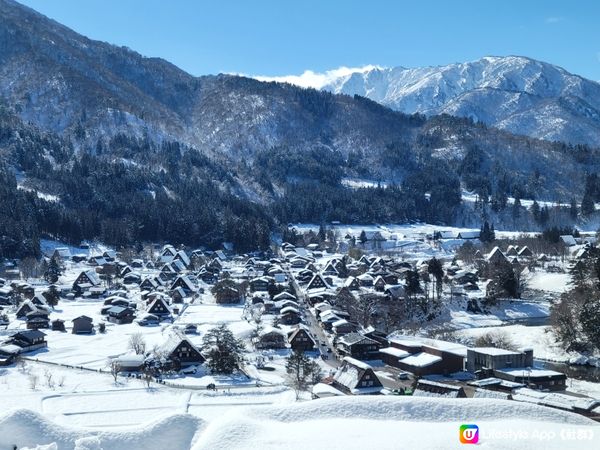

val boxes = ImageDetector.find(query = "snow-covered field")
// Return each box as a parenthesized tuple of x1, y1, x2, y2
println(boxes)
(527, 272, 570, 293)
(455, 325, 571, 362)
(0, 362, 296, 428)
(1, 397, 597, 450)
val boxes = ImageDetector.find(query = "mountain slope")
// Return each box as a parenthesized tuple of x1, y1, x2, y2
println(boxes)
(291, 57, 600, 146)
(2, 0, 600, 256)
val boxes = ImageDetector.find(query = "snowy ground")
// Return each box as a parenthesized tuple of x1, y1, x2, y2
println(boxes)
(527, 271, 571, 294)
(0, 362, 296, 429)
(1, 397, 596, 450)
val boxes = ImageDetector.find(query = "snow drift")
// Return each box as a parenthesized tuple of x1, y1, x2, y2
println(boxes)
(0, 409, 204, 450)
(1, 398, 597, 449)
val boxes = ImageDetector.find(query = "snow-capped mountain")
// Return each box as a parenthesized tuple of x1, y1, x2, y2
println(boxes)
(262, 57, 600, 146)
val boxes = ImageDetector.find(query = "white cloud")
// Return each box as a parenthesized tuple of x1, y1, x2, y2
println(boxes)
(250, 65, 384, 89)
(545, 16, 563, 24)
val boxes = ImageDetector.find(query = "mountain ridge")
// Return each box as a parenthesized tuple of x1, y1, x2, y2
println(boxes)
(258, 56, 600, 146)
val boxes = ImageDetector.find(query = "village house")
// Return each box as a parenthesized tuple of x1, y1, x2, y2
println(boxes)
(288, 327, 316, 352)
(146, 297, 172, 318)
(26, 311, 50, 330)
(331, 357, 383, 395)
(170, 275, 196, 294)
(279, 306, 301, 325)
(72, 316, 94, 334)
(51, 319, 66, 332)
(336, 333, 381, 360)
(254, 327, 287, 349)
(158, 334, 205, 367)
(466, 347, 566, 391)
(170, 287, 186, 304)
(107, 306, 136, 324)
(385, 337, 466, 376)
(6, 330, 48, 353)
(73, 270, 102, 291)
(332, 319, 357, 336)
(115, 354, 146, 372)
(413, 379, 467, 398)
(249, 276, 271, 292)
(140, 277, 160, 291)
(466, 347, 534, 373)
(305, 273, 330, 291)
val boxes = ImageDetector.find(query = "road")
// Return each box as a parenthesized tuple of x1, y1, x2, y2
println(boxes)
(282, 259, 340, 370)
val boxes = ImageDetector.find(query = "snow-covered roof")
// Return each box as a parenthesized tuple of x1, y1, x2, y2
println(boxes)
(560, 235, 577, 246)
(400, 352, 442, 368)
(273, 292, 296, 301)
(496, 367, 565, 378)
(259, 326, 286, 337)
(116, 354, 145, 366)
(312, 382, 345, 397)
(280, 306, 299, 315)
(342, 356, 372, 371)
(379, 347, 410, 359)
(470, 347, 521, 356)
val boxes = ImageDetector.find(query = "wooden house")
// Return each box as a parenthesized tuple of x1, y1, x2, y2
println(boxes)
(279, 306, 301, 325)
(158, 334, 204, 367)
(171, 275, 196, 294)
(336, 333, 381, 360)
(73, 270, 101, 290)
(51, 319, 66, 332)
(72, 315, 94, 334)
(255, 327, 287, 349)
(147, 297, 171, 318)
(306, 274, 330, 291)
(413, 379, 467, 398)
(8, 330, 48, 352)
(344, 276, 360, 291)
(288, 327, 316, 352)
(140, 277, 160, 291)
(373, 276, 386, 292)
(107, 306, 135, 324)
(171, 287, 186, 304)
(332, 357, 383, 395)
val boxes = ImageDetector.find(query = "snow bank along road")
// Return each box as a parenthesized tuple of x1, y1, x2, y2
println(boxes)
(1, 397, 597, 450)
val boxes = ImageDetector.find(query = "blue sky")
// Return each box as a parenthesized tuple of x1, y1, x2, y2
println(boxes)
(19, 0, 600, 80)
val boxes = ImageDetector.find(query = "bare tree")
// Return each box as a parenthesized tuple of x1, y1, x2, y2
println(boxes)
(28, 373, 39, 390)
(19, 257, 38, 281)
(474, 331, 517, 351)
(142, 366, 154, 389)
(128, 333, 147, 355)
(107, 358, 121, 383)
(16, 356, 27, 373)
(43, 369, 55, 389)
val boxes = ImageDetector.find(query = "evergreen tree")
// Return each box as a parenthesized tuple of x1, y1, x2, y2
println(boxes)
(581, 190, 595, 216)
(570, 198, 578, 220)
(359, 230, 368, 244)
(480, 221, 495, 243)
(285, 351, 321, 400)
(201, 324, 245, 374)
(579, 296, 600, 351)
(512, 197, 521, 220)
(42, 285, 60, 309)
(405, 269, 422, 298)
(318, 223, 327, 242)
(531, 200, 541, 222)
